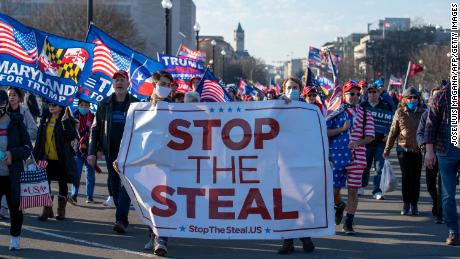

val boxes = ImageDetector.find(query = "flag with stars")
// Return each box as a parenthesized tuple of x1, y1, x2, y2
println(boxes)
(19, 169, 53, 210)
(0, 14, 38, 64)
(85, 24, 164, 102)
(196, 69, 233, 102)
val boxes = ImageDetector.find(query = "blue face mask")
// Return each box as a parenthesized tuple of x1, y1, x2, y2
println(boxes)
(78, 107, 89, 116)
(406, 101, 418, 111)
(286, 89, 300, 100)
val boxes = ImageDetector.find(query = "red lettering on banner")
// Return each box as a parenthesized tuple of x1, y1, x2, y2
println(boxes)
(239, 156, 259, 184)
(209, 188, 235, 219)
(177, 187, 206, 218)
(213, 156, 236, 184)
(254, 118, 280, 149)
(193, 119, 221, 150)
(238, 188, 271, 219)
(167, 119, 192, 150)
(221, 119, 252, 150)
(188, 156, 210, 183)
(151, 185, 177, 217)
(273, 188, 299, 219)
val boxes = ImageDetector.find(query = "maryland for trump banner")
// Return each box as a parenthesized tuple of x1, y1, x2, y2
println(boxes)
(117, 101, 334, 239)
(0, 14, 94, 106)
(85, 25, 164, 102)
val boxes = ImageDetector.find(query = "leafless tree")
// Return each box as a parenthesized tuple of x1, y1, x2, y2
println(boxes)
(1, 0, 145, 52)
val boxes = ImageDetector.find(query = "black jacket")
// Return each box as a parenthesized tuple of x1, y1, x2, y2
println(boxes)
(89, 93, 138, 158)
(33, 112, 78, 184)
(416, 110, 428, 149)
(7, 113, 33, 207)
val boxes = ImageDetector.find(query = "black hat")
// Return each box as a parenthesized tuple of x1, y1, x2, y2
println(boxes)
(0, 90, 7, 106)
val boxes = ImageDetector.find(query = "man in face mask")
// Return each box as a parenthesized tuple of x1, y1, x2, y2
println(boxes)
(88, 70, 139, 234)
(150, 71, 174, 107)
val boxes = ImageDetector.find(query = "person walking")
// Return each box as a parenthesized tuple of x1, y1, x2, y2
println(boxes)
(34, 102, 78, 221)
(88, 70, 138, 234)
(384, 87, 424, 216)
(0, 90, 33, 250)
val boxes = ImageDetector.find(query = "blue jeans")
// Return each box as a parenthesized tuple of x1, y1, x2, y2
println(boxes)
(437, 144, 460, 234)
(71, 155, 95, 198)
(362, 144, 385, 194)
(106, 156, 131, 226)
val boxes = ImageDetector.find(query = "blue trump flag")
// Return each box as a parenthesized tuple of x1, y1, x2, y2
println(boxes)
(0, 13, 95, 106)
(85, 24, 164, 102)
(196, 69, 232, 102)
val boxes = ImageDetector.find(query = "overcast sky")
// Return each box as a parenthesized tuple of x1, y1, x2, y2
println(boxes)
(195, 0, 451, 64)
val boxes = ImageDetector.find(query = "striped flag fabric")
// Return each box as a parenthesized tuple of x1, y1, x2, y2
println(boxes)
(196, 69, 233, 102)
(238, 79, 247, 95)
(0, 20, 37, 63)
(92, 39, 131, 78)
(19, 169, 52, 210)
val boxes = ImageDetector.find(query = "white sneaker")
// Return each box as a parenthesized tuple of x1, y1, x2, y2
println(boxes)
(9, 236, 20, 251)
(144, 234, 154, 250)
(373, 192, 384, 200)
(103, 196, 114, 206)
(153, 238, 168, 256)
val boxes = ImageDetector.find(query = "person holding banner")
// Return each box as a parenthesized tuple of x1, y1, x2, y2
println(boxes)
(7, 87, 38, 142)
(383, 87, 424, 216)
(277, 77, 315, 254)
(327, 80, 375, 235)
(34, 103, 78, 221)
(88, 70, 138, 233)
(0, 90, 32, 250)
(360, 84, 393, 200)
(143, 70, 174, 256)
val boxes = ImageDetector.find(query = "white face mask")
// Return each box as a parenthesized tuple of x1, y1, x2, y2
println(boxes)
(155, 85, 171, 98)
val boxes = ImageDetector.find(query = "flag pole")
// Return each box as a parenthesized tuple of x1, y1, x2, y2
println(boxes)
(402, 61, 411, 92)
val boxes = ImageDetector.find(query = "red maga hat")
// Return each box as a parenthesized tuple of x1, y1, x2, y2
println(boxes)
(112, 70, 129, 79)
(343, 80, 360, 93)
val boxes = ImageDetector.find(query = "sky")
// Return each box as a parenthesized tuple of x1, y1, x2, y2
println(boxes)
(195, 0, 451, 65)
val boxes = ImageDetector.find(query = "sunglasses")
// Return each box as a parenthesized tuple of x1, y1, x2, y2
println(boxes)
(307, 93, 317, 97)
(368, 90, 378, 94)
(345, 92, 361, 97)
(407, 96, 419, 100)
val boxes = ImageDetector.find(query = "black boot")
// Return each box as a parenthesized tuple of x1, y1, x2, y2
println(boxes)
(411, 204, 420, 216)
(334, 201, 346, 225)
(277, 239, 294, 254)
(300, 237, 315, 252)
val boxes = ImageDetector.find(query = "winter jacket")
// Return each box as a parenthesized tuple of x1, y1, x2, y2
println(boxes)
(385, 105, 424, 154)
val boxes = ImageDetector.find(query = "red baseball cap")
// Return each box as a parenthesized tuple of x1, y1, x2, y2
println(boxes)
(358, 79, 368, 88)
(343, 80, 360, 93)
(112, 70, 129, 79)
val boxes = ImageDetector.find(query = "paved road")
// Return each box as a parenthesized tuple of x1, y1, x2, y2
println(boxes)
(0, 154, 459, 259)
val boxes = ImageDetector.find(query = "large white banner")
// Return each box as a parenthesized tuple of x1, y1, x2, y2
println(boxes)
(117, 100, 334, 239)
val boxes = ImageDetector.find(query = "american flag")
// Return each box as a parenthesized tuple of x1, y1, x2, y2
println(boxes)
(238, 79, 247, 95)
(92, 39, 131, 78)
(19, 169, 53, 210)
(326, 86, 343, 116)
(196, 69, 232, 102)
(0, 21, 37, 63)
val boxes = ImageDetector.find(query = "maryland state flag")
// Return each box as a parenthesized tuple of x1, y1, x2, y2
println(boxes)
(38, 36, 94, 84)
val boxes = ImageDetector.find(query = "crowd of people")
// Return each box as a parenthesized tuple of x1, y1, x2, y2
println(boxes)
(0, 69, 458, 256)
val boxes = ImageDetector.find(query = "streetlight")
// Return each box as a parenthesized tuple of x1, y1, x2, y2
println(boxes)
(221, 49, 226, 81)
(193, 22, 200, 51)
(161, 0, 173, 55)
(265, 66, 269, 85)
(211, 39, 216, 72)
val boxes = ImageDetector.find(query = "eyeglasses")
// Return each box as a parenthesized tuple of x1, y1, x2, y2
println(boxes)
(407, 96, 419, 100)
(368, 90, 378, 94)
(345, 92, 361, 97)
(307, 93, 317, 97)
